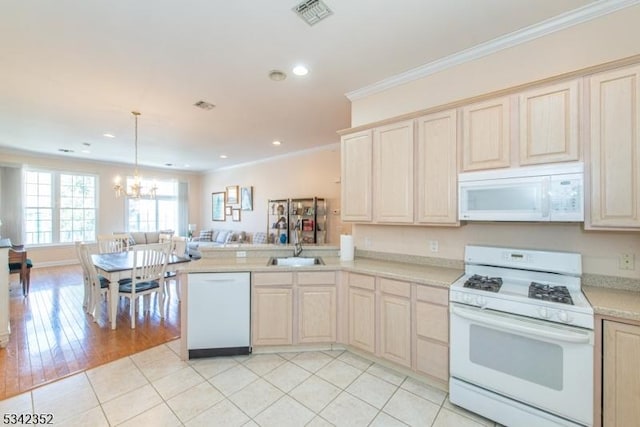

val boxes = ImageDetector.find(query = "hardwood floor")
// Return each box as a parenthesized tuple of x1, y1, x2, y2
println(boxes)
(0, 265, 181, 400)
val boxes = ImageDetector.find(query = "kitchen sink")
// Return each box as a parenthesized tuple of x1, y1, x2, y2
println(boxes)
(267, 257, 324, 267)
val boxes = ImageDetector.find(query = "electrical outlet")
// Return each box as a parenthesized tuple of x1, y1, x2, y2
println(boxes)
(236, 251, 247, 258)
(619, 253, 635, 270)
(364, 237, 372, 249)
(429, 240, 439, 252)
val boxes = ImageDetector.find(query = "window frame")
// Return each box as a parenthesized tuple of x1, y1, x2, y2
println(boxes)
(23, 168, 98, 246)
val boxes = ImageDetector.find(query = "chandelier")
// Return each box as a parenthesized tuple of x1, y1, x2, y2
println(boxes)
(113, 111, 158, 198)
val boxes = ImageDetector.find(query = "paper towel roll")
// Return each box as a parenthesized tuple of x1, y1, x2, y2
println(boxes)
(340, 234, 354, 261)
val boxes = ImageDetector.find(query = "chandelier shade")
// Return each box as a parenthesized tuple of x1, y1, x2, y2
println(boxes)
(113, 111, 158, 198)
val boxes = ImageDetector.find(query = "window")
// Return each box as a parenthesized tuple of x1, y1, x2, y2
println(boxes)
(126, 178, 179, 232)
(24, 170, 97, 245)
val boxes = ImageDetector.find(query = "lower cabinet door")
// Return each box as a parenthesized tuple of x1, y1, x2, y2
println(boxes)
(415, 338, 449, 382)
(298, 286, 336, 343)
(252, 287, 293, 346)
(348, 287, 375, 353)
(379, 294, 411, 367)
(603, 320, 640, 426)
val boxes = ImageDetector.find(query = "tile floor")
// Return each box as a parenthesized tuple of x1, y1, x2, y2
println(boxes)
(0, 340, 500, 426)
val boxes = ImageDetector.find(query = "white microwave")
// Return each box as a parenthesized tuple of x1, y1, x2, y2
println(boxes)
(458, 163, 584, 222)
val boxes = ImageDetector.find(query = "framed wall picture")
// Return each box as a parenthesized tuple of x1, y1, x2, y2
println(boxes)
(225, 206, 232, 216)
(226, 185, 239, 204)
(232, 208, 241, 222)
(241, 186, 253, 211)
(212, 192, 226, 221)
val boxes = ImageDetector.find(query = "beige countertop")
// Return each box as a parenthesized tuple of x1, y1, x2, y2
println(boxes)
(583, 285, 640, 322)
(184, 256, 463, 288)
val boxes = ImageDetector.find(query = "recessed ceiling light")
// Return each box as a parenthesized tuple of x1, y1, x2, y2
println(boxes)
(293, 65, 309, 76)
(272, 140, 282, 146)
(81, 149, 91, 154)
(103, 133, 115, 138)
(268, 70, 287, 81)
(220, 155, 228, 159)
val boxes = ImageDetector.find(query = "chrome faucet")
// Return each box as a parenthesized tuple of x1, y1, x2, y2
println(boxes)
(292, 227, 303, 257)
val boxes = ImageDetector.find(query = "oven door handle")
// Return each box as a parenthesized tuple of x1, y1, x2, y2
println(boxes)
(451, 306, 592, 344)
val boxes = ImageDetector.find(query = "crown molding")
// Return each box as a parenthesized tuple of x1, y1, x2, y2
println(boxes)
(209, 142, 341, 173)
(346, 0, 640, 101)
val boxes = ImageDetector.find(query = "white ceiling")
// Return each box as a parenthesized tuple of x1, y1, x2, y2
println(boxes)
(0, 0, 598, 172)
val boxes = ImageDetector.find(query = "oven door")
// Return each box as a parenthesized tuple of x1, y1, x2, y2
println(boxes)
(450, 303, 593, 426)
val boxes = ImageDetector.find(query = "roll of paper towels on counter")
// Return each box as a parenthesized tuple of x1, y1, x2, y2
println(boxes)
(340, 234, 354, 261)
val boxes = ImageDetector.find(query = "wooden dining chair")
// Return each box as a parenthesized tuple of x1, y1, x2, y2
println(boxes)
(76, 242, 110, 321)
(8, 245, 33, 296)
(119, 242, 171, 328)
(164, 236, 187, 300)
(97, 234, 130, 253)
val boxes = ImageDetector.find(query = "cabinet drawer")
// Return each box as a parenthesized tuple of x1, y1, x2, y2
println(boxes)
(348, 273, 376, 291)
(416, 285, 448, 306)
(297, 271, 336, 286)
(379, 278, 410, 298)
(252, 272, 294, 286)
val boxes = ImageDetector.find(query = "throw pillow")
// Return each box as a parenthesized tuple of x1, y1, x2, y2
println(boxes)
(215, 230, 228, 243)
(225, 232, 236, 243)
(253, 232, 267, 244)
(198, 230, 213, 241)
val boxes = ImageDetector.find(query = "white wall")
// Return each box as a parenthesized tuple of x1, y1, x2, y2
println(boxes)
(349, 5, 640, 279)
(0, 149, 202, 266)
(200, 145, 349, 245)
(351, 5, 640, 125)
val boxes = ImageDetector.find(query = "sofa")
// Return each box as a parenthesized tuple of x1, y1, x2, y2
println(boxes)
(114, 230, 174, 246)
(187, 229, 268, 258)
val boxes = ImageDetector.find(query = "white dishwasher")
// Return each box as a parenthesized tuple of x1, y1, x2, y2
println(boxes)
(187, 272, 251, 358)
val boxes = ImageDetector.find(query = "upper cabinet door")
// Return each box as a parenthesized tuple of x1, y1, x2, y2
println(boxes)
(462, 96, 511, 171)
(589, 65, 640, 229)
(373, 120, 415, 223)
(415, 109, 459, 224)
(519, 80, 580, 166)
(341, 130, 373, 222)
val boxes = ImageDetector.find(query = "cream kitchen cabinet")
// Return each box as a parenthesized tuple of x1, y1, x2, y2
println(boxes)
(340, 114, 458, 226)
(252, 271, 337, 347)
(297, 271, 337, 344)
(252, 272, 294, 346)
(347, 273, 376, 353)
(602, 319, 640, 426)
(373, 120, 415, 223)
(379, 278, 412, 368)
(341, 130, 373, 222)
(414, 285, 449, 384)
(415, 109, 458, 224)
(519, 80, 580, 166)
(588, 64, 640, 229)
(461, 96, 511, 171)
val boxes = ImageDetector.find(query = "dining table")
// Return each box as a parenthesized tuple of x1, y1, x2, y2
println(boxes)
(92, 250, 191, 329)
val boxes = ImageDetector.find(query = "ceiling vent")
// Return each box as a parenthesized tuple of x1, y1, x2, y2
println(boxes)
(293, 0, 333, 26)
(194, 100, 215, 110)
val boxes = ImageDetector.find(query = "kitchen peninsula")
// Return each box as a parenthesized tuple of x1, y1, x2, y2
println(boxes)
(180, 244, 463, 389)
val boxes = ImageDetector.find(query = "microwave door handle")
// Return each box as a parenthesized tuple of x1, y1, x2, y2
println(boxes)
(541, 178, 550, 218)
(451, 306, 591, 344)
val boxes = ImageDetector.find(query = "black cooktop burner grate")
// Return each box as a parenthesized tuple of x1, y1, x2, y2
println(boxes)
(528, 282, 574, 305)
(463, 274, 503, 292)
